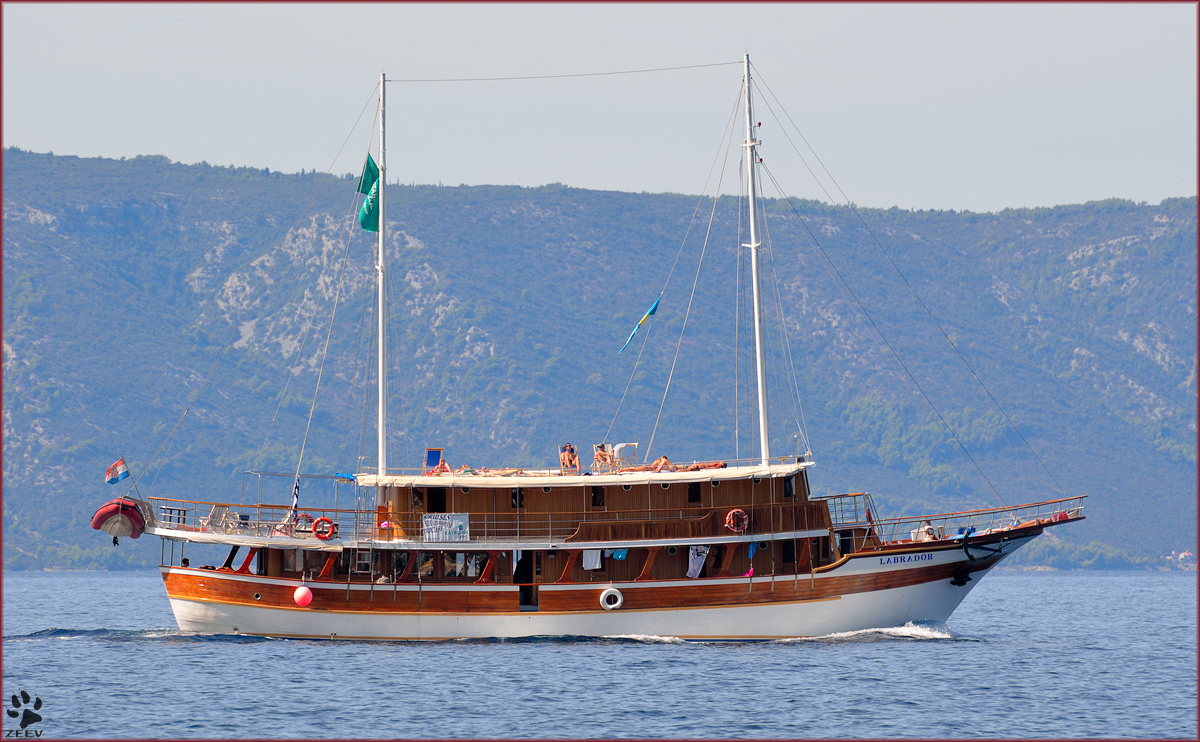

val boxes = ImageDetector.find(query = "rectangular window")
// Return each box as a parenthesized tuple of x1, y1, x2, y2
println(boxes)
(412, 487, 426, 510)
(782, 540, 796, 563)
(416, 552, 435, 578)
(687, 482, 702, 504)
(511, 487, 524, 509)
(466, 552, 486, 578)
(443, 552, 466, 578)
(428, 487, 447, 513)
(783, 476, 795, 499)
(590, 486, 605, 508)
(535, 551, 542, 577)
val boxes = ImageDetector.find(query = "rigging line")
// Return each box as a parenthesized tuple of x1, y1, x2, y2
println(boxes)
(645, 102, 740, 464)
(336, 226, 377, 474)
(258, 158, 369, 464)
(135, 89, 380, 487)
(752, 68, 1063, 495)
(291, 84, 379, 235)
(758, 183, 813, 456)
(294, 194, 358, 481)
(760, 163, 1006, 505)
(758, 190, 811, 455)
(734, 155, 744, 462)
(605, 82, 743, 448)
(387, 61, 740, 84)
(336, 274, 372, 472)
(603, 321, 655, 445)
(141, 308, 244, 493)
(656, 83, 744, 302)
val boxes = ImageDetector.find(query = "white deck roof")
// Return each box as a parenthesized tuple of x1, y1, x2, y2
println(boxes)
(356, 460, 812, 489)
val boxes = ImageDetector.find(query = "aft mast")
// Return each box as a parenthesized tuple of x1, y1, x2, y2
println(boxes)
(376, 72, 387, 477)
(743, 54, 771, 466)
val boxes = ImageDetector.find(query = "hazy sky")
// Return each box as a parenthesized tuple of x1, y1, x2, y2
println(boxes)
(4, 3, 1195, 211)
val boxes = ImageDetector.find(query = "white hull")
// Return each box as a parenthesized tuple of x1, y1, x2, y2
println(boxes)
(163, 537, 1027, 641)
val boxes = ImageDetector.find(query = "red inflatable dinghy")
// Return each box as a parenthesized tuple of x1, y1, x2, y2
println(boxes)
(91, 498, 146, 539)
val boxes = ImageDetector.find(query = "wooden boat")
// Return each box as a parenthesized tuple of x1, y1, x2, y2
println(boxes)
(96, 57, 1084, 640)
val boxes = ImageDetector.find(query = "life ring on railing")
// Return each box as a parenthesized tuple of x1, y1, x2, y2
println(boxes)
(724, 508, 749, 534)
(312, 517, 334, 541)
(296, 512, 314, 526)
(599, 587, 624, 610)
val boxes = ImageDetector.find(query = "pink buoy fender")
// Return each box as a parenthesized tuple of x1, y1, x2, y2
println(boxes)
(293, 585, 313, 607)
(90, 498, 146, 539)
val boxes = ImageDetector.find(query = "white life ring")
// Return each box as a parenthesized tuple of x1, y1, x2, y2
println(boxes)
(599, 587, 624, 611)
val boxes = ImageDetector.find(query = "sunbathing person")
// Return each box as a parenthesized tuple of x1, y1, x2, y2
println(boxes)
(651, 455, 677, 473)
(591, 445, 609, 467)
(566, 443, 580, 470)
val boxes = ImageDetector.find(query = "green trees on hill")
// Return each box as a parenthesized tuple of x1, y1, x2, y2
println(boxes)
(2, 148, 1195, 569)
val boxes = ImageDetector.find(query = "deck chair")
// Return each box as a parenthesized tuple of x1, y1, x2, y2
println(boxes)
(424, 448, 447, 475)
(559, 444, 582, 475)
(199, 504, 229, 533)
(591, 443, 615, 473)
(613, 442, 639, 468)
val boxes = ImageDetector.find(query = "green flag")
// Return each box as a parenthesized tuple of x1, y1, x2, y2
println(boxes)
(358, 153, 378, 195)
(358, 154, 379, 232)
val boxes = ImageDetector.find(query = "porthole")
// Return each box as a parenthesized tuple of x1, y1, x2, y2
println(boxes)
(660, 483, 670, 489)
(753, 477, 762, 484)
(712, 481, 721, 488)
(542, 486, 552, 493)
(622, 484, 632, 491)
(254, 593, 261, 601)
(757, 542, 769, 550)
(667, 546, 678, 556)
(461, 487, 471, 493)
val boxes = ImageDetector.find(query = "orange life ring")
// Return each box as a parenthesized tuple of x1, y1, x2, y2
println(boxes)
(725, 508, 749, 534)
(312, 517, 334, 541)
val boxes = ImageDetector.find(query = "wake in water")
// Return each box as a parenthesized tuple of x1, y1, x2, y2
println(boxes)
(3, 627, 276, 644)
(780, 621, 978, 644)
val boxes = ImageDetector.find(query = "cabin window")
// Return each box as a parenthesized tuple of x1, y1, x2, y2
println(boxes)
(622, 484, 632, 491)
(660, 483, 670, 490)
(590, 486, 605, 508)
(535, 551, 543, 577)
(394, 551, 410, 576)
(783, 476, 795, 499)
(753, 477, 762, 484)
(283, 548, 301, 572)
(712, 480, 721, 488)
(542, 486, 552, 493)
(466, 552, 486, 578)
(797, 470, 811, 500)
(305, 550, 325, 571)
(412, 487, 426, 510)
(687, 482, 702, 504)
(443, 552, 466, 578)
(416, 552, 435, 578)
(427, 487, 447, 513)
(461, 487, 470, 493)
(782, 540, 796, 563)
(511, 487, 524, 509)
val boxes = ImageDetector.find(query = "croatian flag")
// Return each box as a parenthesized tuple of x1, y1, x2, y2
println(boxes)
(105, 458, 130, 485)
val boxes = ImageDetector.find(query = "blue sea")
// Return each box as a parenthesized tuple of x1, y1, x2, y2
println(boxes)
(2, 569, 1195, 738)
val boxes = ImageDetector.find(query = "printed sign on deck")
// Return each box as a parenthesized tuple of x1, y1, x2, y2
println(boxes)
(422, 513, 470, 542)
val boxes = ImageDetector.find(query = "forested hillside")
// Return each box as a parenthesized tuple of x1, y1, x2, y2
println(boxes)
(3, 148, 1195, 569)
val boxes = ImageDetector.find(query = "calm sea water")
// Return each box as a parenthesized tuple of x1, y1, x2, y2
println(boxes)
(2, 569, 1195, 738)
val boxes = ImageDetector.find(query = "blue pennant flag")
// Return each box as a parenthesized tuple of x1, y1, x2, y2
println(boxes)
(619, 296, 661, 353)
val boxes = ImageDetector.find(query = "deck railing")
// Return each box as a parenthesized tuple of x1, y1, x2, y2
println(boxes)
(146, 496, 826, 545)
(814, 493, 1086, 545)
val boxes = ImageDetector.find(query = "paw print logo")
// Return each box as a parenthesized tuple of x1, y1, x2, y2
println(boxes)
(6, 690, 42, 729)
